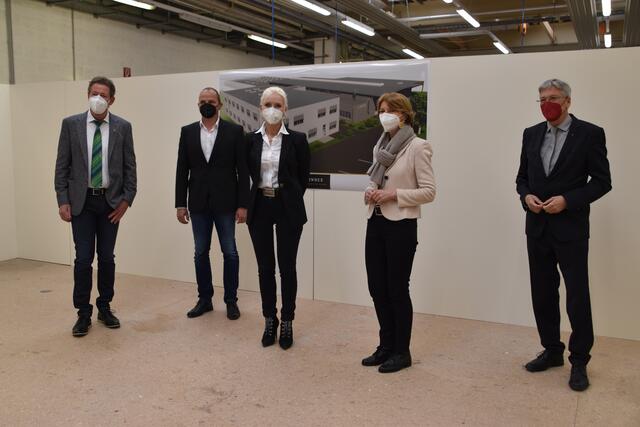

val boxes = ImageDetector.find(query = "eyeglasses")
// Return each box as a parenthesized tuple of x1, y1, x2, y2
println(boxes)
(537, 95, 566, 103)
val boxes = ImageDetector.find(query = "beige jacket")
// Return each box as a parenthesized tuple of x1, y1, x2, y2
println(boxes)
(366, 136, 436, 220)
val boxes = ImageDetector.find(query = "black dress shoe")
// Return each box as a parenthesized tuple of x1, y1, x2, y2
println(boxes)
(378, 352, 412, 373)
(72, 316, 91, 337)
(261, 317, 279, 347)
(525, 350, 564, 372)
(98, 309, 121, 329)
(187, 299, 213, 318)
(226, 302, 241, 320)
(569, 364, 590, 391)
(362, 348, 393, 366)
(279, 320, 293, 350)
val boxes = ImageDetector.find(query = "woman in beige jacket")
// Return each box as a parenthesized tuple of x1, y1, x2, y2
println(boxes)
(362, 92, 436, 373)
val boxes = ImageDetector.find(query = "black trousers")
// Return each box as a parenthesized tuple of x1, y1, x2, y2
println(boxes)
(70, 193, 119, 316)
(365, 215, 417, 354)
(527, 227, 593, 365)
(248, 193, 303, 321)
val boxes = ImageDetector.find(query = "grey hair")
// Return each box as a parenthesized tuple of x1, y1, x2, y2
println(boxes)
(260, 86, 288, 109)
(538, 79, 571, 98)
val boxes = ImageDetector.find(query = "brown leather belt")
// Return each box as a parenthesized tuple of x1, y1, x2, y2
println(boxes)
(260, 187, 280, 198)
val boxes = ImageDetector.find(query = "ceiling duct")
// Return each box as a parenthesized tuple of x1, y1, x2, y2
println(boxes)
(336, 0, 450, 55)
(623, 0, 640, 46)
(565, 0, 600, 48)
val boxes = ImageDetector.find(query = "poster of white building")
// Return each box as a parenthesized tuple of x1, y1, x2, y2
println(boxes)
(220, 59, 429, 190)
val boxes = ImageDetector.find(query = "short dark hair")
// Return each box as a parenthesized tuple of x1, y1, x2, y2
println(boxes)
(199, 87, 221, 102)
(88, 76, 116, 97)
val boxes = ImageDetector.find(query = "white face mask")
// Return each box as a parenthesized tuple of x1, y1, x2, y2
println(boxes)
(262, 107, 284, 125)
(89, 95, 109, 115)
(379, 112, 401, 132)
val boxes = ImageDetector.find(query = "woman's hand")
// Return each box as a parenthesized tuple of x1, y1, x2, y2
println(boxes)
(369, 189, 397, 204)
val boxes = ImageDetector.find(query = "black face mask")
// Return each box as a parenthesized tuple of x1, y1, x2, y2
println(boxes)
(199, 103, 217, 118)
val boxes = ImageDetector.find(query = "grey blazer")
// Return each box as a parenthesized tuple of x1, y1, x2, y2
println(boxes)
(54, 112, 137, 216)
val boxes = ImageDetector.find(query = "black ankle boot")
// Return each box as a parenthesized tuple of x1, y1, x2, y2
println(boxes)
(262, 317, 279, 347)
(279, 320, 293, 350)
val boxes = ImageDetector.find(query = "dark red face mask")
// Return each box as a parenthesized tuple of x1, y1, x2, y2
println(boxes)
(541, 101, 563, 122)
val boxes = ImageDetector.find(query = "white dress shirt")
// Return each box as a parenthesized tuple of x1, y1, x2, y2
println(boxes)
(200, 117, 220, 162)
(256, 122, 289, 188)
(86, 111, 110, 188)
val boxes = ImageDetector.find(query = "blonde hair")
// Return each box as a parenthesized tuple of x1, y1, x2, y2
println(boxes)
(260, 86, 288, 109)
(377, 92, 415, 126)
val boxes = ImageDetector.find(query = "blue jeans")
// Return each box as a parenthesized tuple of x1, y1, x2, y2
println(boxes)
(190, 211, 239, 303)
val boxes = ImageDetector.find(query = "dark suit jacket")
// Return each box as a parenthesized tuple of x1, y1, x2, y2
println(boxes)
(55, 112, 137, 216)
(246, 128, 311, 227)
(175, 119, 249, 213)
(516, 114, 612, 241)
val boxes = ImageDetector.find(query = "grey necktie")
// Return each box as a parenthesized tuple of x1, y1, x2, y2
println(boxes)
(545, 127, 559, 176)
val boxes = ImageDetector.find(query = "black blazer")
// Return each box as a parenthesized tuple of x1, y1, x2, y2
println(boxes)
(175, 119, 249, 213)
(246, 128, 311, 227)
(516, 114, 612, 241)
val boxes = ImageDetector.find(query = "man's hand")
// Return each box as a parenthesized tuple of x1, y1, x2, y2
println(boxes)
(177, 208, 190, 224)
(58, 204, 72, 222)
(369, 189, 397, 205)
(542, 195, 567, 214)
(236, 208, 247, 224)
(108, 201, 129, 224)
(525, 194, 544, 214)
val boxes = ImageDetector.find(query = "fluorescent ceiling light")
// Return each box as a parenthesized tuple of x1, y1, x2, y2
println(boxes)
(248, 34, 288, 49)
(442, 0, 454, 3)
(604, 33, 612, 48)
(288, 0, 331, 16)
(113, 0, 155, 10)
(179, 14, 232, 32)
(457, 9, 480, 28)
(402, 48, 424, 59)
(341, 17, 375, 37)
(602, 0, 611, 17)
(493, 41, 510, 54)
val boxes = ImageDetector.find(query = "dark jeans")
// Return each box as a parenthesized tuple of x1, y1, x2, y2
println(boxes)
(71, 194, 119, 316)
(365, 215, 417, 354)
(527, 228, 593, 365)
(190, 211, 239, 303)
(248, 194, 303, 321)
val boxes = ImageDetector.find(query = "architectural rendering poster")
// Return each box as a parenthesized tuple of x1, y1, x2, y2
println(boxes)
(220, 59, 429, 190)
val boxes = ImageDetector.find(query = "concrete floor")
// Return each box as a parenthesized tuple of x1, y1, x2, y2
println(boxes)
(0, 259, 639, 426)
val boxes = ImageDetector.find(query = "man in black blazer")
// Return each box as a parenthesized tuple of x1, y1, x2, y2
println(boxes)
(55, 76, 137, 337)
(516, 79, 612, 391)
(175, 87, 249, 320)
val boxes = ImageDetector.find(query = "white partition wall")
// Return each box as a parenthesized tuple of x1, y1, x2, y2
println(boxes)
(9, 48, 640, 339)
(0, 84, 17, 261)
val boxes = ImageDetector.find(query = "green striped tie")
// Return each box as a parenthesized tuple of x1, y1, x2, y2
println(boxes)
(91, 120, 103, 188)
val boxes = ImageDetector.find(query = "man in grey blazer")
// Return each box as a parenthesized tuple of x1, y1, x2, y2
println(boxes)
(54, 76, 137, 337)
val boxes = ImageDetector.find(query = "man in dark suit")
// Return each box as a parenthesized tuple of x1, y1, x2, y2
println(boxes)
(175, 87, 249, 320)
(516, 79, 612, 391)
(55, 76, 137, 337)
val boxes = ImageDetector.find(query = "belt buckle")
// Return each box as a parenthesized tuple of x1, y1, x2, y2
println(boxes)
(89, 188, 102, 196)
(262, 188, 276, 198)
(374, 205, 383, 216)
